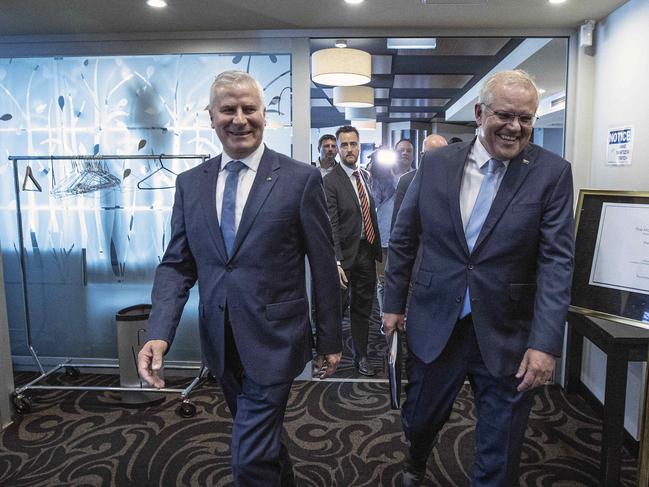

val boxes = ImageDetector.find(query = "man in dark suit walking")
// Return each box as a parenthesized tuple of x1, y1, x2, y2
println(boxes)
(137, 70, 341, 487)
(384, 70, 574, 486)
(324, 125, 382, 376)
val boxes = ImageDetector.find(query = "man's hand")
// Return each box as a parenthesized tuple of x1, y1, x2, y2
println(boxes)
(515, 348, 555, 392)
(383, 313, 406, 339)
(315, 352, 342, 379)
(137, 339, 168, 389)
(337, 265, 348, 290)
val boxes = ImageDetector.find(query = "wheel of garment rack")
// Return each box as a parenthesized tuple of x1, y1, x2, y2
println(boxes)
(12, 393, 32, 415)
(175, 400, 197, 418)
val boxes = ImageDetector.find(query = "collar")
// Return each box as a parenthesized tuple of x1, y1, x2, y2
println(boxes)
(474, 137, 510, 170)
(221, 143, 265, 172)
(340, 161, 360, 178)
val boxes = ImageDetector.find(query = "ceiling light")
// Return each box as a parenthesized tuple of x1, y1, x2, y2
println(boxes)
(146, 0, 167, 7)
(311, 48, 372, 86)
(344, 0, 365, 4)
(333, 86, 374, 108)
(345, 107, 376, 121)
(387, 38, 437, 50)
(335, 39, 348, 48)
(539, 88, 547, 94)
(355, 120, 377, 130)
(548, 0, 566, 3)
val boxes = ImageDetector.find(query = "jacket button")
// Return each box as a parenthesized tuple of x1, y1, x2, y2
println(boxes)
(218, 304, 224, 311)
(455, 296, 462, 303)
(226, 266, 233, 272)
(467, 264, 474, 270)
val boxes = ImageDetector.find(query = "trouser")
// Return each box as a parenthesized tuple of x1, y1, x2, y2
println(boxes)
(341, 239, 376, 360)
(219, 322, 296, 487)
(375, 247, 388, 314)
(402, 315, 534, 487)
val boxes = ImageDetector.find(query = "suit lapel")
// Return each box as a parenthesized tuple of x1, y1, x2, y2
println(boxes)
(229, 147, 279, 258)
(447, 143, 473, 254)
(472, 145, 535, 252)
(337, 164, 361, 211)
(199, 155, 228, 261)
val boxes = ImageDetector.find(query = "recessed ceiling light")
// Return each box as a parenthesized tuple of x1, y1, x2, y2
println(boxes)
(387, 38, 437, 50)
(548, 0, 567, 4)
(335, 39, 348, 48)
(344, 0, 365, 4)
(146, 0, 167, 8)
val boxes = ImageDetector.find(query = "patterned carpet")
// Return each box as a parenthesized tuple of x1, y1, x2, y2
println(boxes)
(0, 372, 639, 486)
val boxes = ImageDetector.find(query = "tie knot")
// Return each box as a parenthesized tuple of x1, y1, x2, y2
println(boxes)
(487, 158, 502, 174)
(353, 170, 360, 178)
(225, 160, 246, 173)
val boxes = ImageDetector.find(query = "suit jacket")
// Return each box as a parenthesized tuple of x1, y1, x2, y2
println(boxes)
(391, 169, 416, 230)
(324, 163, 382, 268)
(384, 139, 574, 377)
(146, 146, 342, 386)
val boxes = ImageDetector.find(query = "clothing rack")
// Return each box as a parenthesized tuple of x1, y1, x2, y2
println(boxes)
(8, 153, 211, 418)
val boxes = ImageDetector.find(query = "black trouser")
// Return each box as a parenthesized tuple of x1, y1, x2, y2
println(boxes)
(341, 239, 376, 360)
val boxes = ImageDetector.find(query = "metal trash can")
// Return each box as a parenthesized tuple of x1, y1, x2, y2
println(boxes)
(115, 304, 162, 404)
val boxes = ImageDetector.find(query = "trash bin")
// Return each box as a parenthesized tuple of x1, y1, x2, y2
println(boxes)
(115, 304, 162, 404)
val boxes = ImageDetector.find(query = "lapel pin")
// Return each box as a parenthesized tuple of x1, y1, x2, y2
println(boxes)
(266, 176, 272, 181)
(522, 159, 530, 165)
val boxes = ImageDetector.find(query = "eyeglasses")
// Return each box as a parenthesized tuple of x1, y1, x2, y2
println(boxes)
(482, 104, 537, 127)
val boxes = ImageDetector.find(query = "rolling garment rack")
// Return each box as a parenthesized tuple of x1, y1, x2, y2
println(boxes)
(9, 153, 211, 418)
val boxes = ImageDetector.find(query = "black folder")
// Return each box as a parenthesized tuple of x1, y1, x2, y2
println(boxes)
(387, 331, 402, 409)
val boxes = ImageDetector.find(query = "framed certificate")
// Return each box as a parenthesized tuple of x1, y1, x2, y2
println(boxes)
(570, 189, 649, 329)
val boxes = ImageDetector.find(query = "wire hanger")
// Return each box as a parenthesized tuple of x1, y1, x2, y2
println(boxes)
(137, 154, 178, 190)
(22, 165, 42, 192)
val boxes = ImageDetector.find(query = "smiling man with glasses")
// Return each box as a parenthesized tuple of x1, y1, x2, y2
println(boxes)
(383, 69, 574, 486)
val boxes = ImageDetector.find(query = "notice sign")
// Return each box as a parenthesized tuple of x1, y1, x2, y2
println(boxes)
(589, 202, 649, 295)
(607, 125, 633, 166)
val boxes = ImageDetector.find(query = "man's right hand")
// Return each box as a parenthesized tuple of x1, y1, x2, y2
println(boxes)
(337, 265, 348, 290)
(137, 339, 168, 389)
(382, 313, 405, 339)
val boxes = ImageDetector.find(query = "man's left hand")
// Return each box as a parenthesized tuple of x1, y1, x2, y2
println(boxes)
(515, 348, 555, 392)
(315, 352, 342, 379)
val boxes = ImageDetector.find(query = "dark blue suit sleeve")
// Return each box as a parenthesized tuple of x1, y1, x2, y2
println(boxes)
(146, 174, 197, 346)
(301, 170, 342, 355)
(528, 162, 575, 356)
(384, 164, 423, 314)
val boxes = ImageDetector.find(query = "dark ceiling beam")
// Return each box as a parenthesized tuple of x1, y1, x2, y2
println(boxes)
(391, 56, 493, 74)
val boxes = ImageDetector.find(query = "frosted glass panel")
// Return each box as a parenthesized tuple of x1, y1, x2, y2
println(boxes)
(0, 52, 292, 361)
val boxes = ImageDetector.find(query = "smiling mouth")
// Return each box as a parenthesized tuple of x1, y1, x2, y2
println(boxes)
(498, 134, 518, 142)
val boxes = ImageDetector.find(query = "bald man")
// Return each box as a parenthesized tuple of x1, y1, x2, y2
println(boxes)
(391, 135, 448, 229)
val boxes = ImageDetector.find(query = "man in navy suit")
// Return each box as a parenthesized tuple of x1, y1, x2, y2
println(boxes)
(383, 70, 574, 486)
(137, 70, 341, 487)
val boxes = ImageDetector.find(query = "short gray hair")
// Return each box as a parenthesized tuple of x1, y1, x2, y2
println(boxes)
(478, 69, 539, 109)
(209, 70, 265, 109)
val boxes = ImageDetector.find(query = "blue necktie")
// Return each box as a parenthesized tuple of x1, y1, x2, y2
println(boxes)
(460, 158, 503, 318)
(220, 160, 246, 258)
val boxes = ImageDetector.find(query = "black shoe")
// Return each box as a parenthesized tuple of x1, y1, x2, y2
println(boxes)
(402, 460, 425, 487)
(355, 357, 376, 377)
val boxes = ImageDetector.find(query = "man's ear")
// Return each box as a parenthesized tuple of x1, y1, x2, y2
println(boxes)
(474, 103, 483, 126)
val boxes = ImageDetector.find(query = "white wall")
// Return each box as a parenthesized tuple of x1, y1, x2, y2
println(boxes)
(578, 0, 649, 440)
(590, 0, 649, 191)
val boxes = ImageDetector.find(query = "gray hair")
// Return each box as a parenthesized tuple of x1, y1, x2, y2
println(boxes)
(478, 69, 539, 109)
(209, 70, 265, 109)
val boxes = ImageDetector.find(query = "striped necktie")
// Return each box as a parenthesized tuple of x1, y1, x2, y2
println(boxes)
(353, 170, 376, 244)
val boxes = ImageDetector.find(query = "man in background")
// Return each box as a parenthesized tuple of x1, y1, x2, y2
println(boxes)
(138, 70, 341, 487)
(312, 133, 338, 177)
(391, 134, 448, 229)
(384, 70, 574, 486)
(324, 125, 382, 376)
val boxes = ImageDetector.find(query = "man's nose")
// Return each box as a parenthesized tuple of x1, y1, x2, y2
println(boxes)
(233, 108, 246, 124)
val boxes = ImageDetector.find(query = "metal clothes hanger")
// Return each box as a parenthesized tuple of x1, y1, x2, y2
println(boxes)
(137, 155, 178, 190)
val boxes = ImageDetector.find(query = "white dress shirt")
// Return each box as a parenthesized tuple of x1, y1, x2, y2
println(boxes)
(216, 143, 265, 232)
(459, 138, 510, 230)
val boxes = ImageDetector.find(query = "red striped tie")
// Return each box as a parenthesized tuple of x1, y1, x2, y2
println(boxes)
(353, 170, 376, 244)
